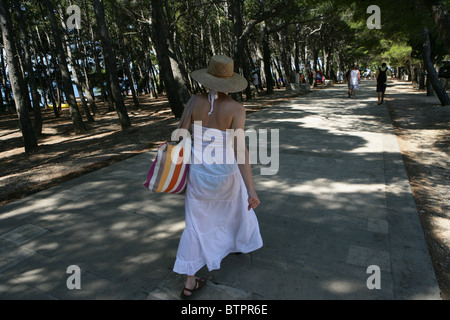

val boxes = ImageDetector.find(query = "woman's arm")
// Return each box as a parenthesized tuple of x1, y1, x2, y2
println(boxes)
(231, 104, 260, 211)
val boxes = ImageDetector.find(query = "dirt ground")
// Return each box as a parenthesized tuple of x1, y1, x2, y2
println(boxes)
(0, 82, 448, 299)
(386, 79, 449, 300)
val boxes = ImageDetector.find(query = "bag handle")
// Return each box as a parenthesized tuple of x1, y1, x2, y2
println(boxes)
(177, 95, 197, 130)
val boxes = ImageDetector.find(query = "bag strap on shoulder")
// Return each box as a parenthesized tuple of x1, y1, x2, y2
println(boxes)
(177, 95, 197, 130)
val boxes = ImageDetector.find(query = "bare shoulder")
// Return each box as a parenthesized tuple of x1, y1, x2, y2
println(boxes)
(192, 94, 209, 111)
(227, 98, 246, 130)
(226, 97, 245, 116)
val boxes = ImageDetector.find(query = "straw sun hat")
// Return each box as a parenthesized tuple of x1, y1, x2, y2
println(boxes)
(190, 55, 248, 93)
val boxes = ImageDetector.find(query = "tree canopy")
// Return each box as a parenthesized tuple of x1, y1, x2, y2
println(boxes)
(1, 0, 449, 152)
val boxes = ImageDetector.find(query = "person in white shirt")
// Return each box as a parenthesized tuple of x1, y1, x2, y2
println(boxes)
(348, 65, 361, 98)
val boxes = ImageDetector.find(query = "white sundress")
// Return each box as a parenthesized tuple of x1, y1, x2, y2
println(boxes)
(173, 123, 263, 276)
(350, 69, 359, 90)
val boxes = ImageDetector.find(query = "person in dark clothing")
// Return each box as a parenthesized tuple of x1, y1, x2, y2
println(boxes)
(375, 63, 392, 105)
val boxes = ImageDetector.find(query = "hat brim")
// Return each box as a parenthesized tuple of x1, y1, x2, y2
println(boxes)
(190, 69, 248, 93)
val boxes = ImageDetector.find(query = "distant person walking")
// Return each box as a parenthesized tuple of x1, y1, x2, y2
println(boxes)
(348, 65, 361, 98)
(252, 71, 261, 92)
(375, 63, 392, 105)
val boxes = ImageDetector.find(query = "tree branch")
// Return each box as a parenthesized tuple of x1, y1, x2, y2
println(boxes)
(239, 0, 298, 40)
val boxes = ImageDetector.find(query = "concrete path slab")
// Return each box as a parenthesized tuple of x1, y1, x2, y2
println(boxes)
(0, 80, 441, 300)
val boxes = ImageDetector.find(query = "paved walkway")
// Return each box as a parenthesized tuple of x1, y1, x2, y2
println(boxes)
(0, 81, 441, 299)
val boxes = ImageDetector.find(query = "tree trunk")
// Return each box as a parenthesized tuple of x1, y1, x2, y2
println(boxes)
(263, 27, 274, 94)
(12, 0, 42, 136)
(85, 0, 113, 111)
(58, 4, 94, 123)
(0, 51, 14, 111)
(0, 79, 3, 111)
(142, 28, 158, 98)
(74, 4, 98, 115)
(112, 0, 140, 110)
(423, 27, 450, 105)
(273, 57, 283, 88)
(231, 0, 251, 100)
(165, 2, 193, 97)
(151, 0, 186, 118)
(255, 43, 265, 88)
(0, 0, 37, 152)
(426, 74, 435, 96)
(304, 45, 311, 85)
(294, 26, 300, 74)
(411, 67, 418, 88)
(165, 19, 191, 102)
(31, 32, 59, 118)
(92, 0, 131, 129)
(42, 0, 86, 134)
(418, 68, 426, 89)
(281, 28, 292, 84)
(79, 39, 98, 115)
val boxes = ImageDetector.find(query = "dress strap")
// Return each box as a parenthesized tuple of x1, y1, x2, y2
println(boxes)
(208, 90, 218, 116)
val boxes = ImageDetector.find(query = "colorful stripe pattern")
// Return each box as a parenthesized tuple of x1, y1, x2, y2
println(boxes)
(143, 142, 189, 194)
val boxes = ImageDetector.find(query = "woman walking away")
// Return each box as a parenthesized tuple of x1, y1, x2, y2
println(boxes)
(348, 65, 361, 98)
(174, 55, 263, 299)
(376, 62, 392, 105)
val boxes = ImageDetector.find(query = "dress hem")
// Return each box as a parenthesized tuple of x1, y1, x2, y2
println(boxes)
(173, 240, 263, 276)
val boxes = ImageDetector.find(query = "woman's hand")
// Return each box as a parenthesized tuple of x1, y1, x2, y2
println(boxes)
(247, 190, 260, 211)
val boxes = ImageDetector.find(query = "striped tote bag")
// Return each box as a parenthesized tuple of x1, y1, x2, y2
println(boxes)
(143, 95, 196, 195)
(143, 140, 189, 194)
